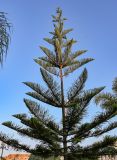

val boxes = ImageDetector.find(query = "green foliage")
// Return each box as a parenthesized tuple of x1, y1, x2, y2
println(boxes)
(95, 77, 117, 111)
(0, 12, 11, 65)
(0, 7, 117, 160)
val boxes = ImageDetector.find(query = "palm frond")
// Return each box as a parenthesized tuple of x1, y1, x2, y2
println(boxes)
(0, 12, 11, 65)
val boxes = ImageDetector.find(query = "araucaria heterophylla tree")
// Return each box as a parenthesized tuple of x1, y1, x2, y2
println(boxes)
(0, 8, 117, 160)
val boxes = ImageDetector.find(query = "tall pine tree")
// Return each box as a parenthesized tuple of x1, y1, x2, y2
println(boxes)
(0, 8, 117, 160)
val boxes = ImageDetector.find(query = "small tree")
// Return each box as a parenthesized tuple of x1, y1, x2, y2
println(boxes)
(0, 8, 117, 160)
(0, 12, 11, 66)
(0, 141, 8, 160)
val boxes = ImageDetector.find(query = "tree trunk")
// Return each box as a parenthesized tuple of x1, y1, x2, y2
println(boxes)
(60, 67, 67, 160)
(0, 147, 4, 160)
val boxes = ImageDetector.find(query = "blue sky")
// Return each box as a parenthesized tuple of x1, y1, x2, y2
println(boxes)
(0, 0, 117, 155)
